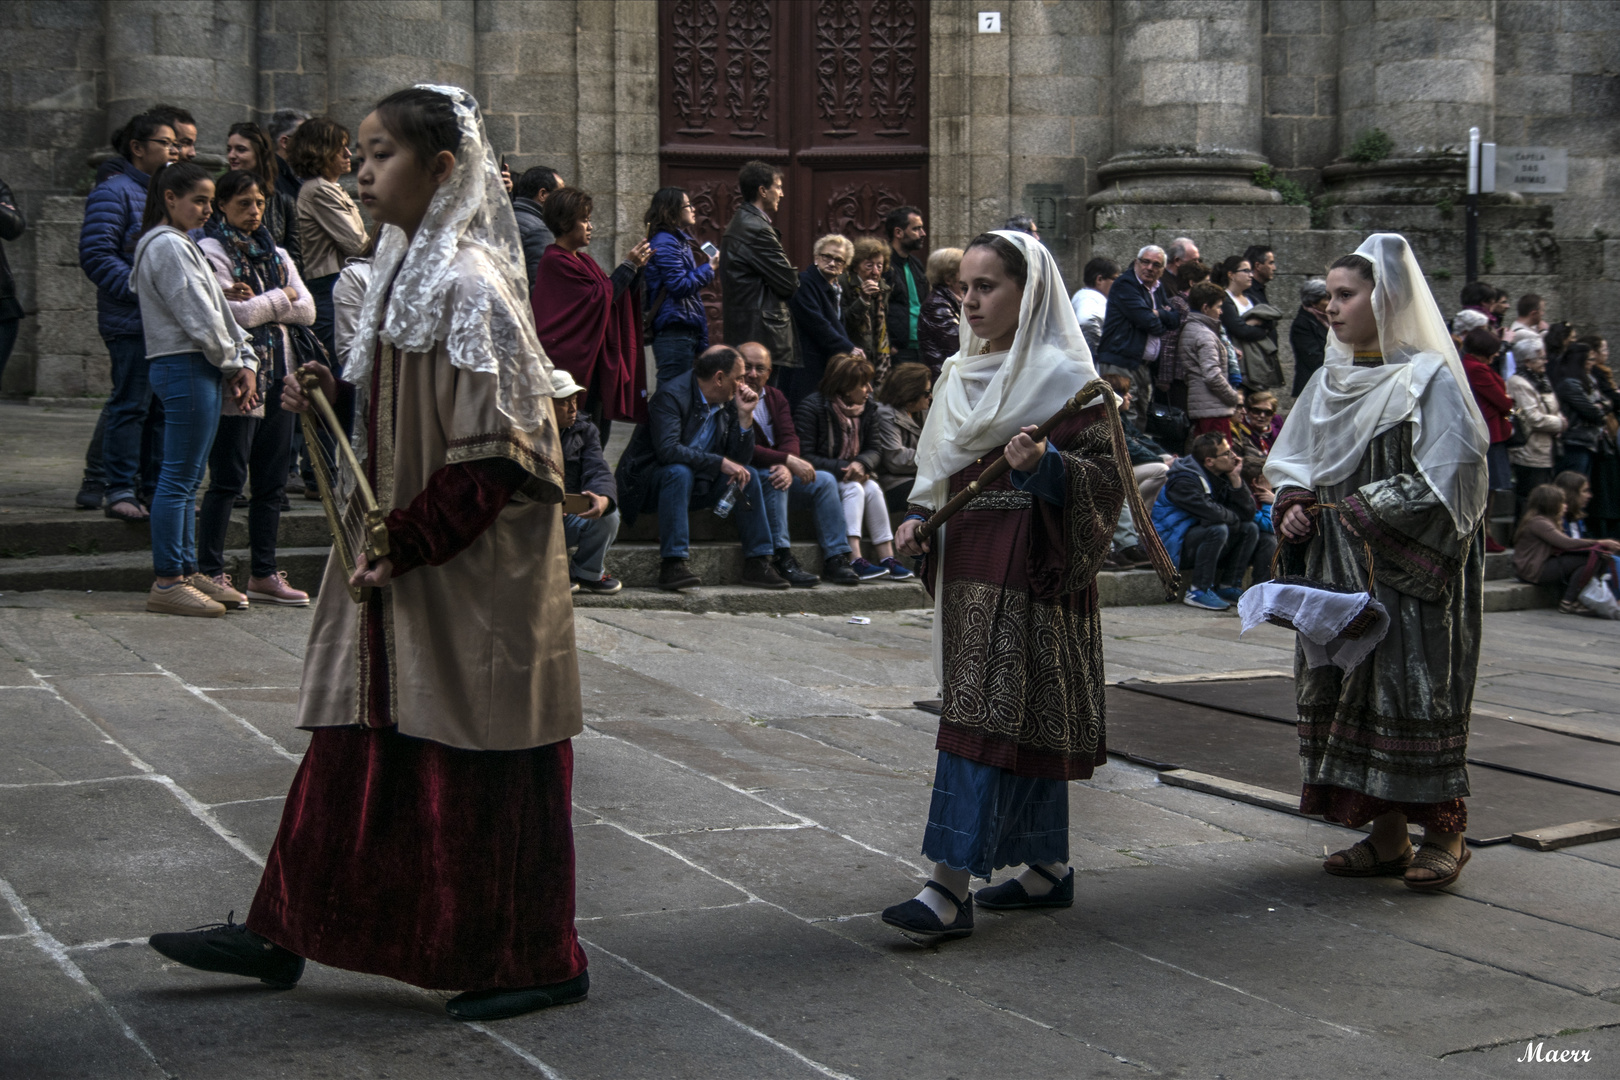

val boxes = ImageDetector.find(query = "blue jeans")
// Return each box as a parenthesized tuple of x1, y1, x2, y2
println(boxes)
(649, 462, 773, 559)
(1558, 446, 1595, 478)
(147, 353, 223, 578)
(650, 327, 701, 385)
(100, 333, 163, 504)
(564, 508, 621, 580)
(755, 466, 851, 557)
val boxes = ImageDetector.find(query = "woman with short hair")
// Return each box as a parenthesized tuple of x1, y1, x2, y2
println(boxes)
(787, 233, 860, 401)
(289, 118, 366, 368)
(1505, 333, 1565, 516)
(531, 187, 652, 437)
(917, 246, 964, 378)
(1290, 278, 1330, 395)
(873, 360, 932, 511)
(843, 235, 892, 380)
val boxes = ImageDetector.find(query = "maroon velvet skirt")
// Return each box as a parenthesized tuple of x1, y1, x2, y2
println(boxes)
(1300, 783, 1467, 834)
(247, 726, 587, 991)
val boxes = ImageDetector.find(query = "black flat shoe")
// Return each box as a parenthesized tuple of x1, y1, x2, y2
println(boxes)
(881, 880, 973, 944)
(148, 911, 305, 988)
(445, 970, 590, 1021)
(974, 865, 1074, 910)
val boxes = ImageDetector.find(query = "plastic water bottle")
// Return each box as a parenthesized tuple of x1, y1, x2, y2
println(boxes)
(713, 478, 740, 519)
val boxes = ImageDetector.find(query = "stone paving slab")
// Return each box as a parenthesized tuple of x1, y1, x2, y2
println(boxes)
(0, 938, 167, 1080)
(3, 595, 1620, 1076)
(0, 685, 144, 785)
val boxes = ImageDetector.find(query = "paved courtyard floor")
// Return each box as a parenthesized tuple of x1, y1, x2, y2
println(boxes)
(2, 589, 1620, 1078)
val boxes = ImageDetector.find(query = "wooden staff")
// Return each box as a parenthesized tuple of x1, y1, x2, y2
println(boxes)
(916, 377, 1180, 600)
(298, 370, 390, 603)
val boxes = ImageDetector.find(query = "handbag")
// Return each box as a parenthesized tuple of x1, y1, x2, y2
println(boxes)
(1579, 570, 1620, 620)
(1143, 401, 1189, 451)
(1504, 409, 1529, 448)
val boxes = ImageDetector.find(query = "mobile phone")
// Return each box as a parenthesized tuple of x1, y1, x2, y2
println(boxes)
(700, 241, 719, 259)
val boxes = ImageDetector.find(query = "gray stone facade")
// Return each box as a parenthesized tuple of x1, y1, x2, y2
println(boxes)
(2, 0, 1617, 399)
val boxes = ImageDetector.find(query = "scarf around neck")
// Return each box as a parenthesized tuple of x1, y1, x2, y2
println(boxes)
(830, 394, 865, 460)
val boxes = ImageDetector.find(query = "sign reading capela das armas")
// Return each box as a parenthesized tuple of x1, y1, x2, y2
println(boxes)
(1495, 147, 1568, 194)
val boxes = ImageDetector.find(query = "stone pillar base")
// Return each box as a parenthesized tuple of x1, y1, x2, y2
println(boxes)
(1088, 153, 1283, 207)
(1321, 156, 1466, 205)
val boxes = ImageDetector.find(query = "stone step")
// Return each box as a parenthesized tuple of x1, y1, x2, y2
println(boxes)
(1481, 578, 1559, 612)
(0, 503, 332, 558)
(573, 583, 929, 615)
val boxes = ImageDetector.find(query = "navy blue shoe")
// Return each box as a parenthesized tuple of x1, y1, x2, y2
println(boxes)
(973, 865, 1074, 910)
(1215, 585, 1245, 604)
(881, 880, 974, 943)
(850, 557, 890, 581)
(880, 557, 915, 581)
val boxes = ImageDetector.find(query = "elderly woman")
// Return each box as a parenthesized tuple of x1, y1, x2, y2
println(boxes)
(1505, 330, 1567, 515)
(917, 246, 964, 378)
(842, 236, 891, 382)
(1289, 277, 1330, 395)
(788, 233, 859, 402)
(873, 360, 932, 511)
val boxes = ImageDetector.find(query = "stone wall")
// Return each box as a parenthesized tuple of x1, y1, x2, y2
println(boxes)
(3, 0, 1618, 400)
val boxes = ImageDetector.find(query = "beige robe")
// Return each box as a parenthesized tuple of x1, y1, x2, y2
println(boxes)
(296, 331, 582, 752)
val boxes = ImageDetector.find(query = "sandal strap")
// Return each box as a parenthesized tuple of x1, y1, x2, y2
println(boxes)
(1027, 863, 1066, 888)
(1333, 838, 1380, 869)
(1410, 844, 1462, 874)
(922, 879, 968, 918)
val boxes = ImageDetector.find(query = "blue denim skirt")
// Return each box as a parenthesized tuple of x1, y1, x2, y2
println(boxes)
(920, 750, 1070, 880)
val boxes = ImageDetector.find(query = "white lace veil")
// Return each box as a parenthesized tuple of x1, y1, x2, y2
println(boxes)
(1265, 233, 1488, 536)
(909, 230, 1100, 511)
(344, 84, 552, 465)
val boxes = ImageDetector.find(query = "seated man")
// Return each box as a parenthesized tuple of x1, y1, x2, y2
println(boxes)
(738, 342, 862, 586)
(551, 369, 622, 594)
(1161, 431, 1275, 611)
(614, 344, 787, 591)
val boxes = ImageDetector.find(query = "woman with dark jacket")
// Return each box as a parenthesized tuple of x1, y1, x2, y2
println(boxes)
(787, 233, 858, 403)
(642, 186, 716, 384)
(872, 361, 931, 511)
(0, 177, 24, 388)
(793, 352, 910, 580)
(916, 247, 963, 378)
(1290, 278, 1330, 395)
(842, 235, 891, 380)
(1460, 327, 1516, 491)
(1553, 343, 1609, 476)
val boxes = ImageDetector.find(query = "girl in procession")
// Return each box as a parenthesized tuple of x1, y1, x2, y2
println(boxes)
(884, 230, 1127, 942)
(148, 85, 589, 1021)
(1268, 233, 1490, 892)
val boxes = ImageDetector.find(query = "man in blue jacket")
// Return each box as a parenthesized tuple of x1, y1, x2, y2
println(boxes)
(614, 345, 787, 592)
(76, 111, 178, 517)
(1097, 244, 1180, 428)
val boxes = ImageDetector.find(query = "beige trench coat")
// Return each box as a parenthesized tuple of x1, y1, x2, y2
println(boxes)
(296, 328, 582, 752)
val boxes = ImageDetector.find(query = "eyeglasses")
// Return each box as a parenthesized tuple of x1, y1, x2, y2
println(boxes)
(817, 254, 848, 268)
(142, 138, 177, 150)
(1247, 408, 1275, 417)
(1138, 259, 1164, 269)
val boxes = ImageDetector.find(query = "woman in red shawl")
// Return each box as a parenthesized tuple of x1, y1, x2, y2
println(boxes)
(531, 187, 651, 432)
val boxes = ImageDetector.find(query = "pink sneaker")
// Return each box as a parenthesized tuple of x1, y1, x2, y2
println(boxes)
(246, 571, 310, 606)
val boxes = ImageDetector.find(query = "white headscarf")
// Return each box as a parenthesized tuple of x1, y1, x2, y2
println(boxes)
(345, 84, 553, 455)
(909, 230, 1099, 511)
(1264, 233, 1488, 536)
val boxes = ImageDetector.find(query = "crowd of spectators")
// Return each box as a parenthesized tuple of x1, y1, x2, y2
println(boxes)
(19, 116, 1613, 615)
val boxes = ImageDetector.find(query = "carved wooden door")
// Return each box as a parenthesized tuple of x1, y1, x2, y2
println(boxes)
(659, 0, 928, 344)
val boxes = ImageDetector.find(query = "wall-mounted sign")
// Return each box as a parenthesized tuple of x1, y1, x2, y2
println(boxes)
(978, 11, 1001, 33)
(1495, 147, 1568, 194)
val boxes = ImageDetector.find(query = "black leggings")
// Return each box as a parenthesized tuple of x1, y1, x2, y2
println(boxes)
(1535, 549, 1609, 603)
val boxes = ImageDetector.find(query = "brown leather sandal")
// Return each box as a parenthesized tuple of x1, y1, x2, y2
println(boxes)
(1323, 837, 1414, 877)
(1404, 843, 1470, 892)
